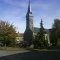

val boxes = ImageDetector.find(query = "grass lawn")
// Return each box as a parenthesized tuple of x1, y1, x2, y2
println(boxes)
(0, 46, 26, 51)
(0, 46, 48, 51)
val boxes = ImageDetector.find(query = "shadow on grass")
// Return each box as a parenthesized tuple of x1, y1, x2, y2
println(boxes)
(0, 50, 60, 60)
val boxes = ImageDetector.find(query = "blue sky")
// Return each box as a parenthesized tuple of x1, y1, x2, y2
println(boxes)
(0, 0, 60, 33)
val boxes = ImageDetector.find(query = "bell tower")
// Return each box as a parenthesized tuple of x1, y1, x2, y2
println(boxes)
(24, 0, 33, 46)
(26, 0, 33, 31)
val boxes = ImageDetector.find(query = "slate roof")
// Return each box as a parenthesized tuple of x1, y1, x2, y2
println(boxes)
(34, 27, 50, 34)
(16, 33, 23, 37)
(34, 27, 39, 33)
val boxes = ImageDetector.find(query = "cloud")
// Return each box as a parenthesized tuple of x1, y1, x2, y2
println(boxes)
(0, 0, 60, 33)
(31, 1, 53, 10)
(1, 0, 28, 8)
(0, 0, 28, 33)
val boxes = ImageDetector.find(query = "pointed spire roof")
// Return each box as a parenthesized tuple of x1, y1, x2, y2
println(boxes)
(28, 0, 32, 13)
(40, 19, 44, 28)
(41, 19, 43, 23)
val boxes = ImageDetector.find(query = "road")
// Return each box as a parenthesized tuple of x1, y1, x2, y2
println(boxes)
(0, 50, 29, 57)
(0, 50, 60, 60)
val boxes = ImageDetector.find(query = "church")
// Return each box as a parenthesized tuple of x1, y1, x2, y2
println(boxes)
(24, 1, 34, 46)
(16, 1, 51, 46)
(24, 1, 50, 46)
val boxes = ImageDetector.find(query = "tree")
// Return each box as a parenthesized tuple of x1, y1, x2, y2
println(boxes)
(0, 20, 17, 47)
(50, 19, 60, 46)
(34, 19, 48, 48)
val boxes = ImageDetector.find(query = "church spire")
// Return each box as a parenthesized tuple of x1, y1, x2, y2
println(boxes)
(28, 0, 32, 13)
(24, 0, 33, 46)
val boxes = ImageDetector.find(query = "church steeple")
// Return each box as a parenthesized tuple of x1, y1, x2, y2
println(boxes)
(28, 0, 32, 13)
(26, 0, 33, 31)
(24, 0, 34, 46)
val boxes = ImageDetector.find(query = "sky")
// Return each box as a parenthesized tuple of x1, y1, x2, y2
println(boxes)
(0, 0, 60, 33)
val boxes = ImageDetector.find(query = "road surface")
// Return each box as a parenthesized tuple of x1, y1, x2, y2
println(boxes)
(0, 50, 60, 60)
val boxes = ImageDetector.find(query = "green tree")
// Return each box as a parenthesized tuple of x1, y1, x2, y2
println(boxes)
(0, 20, 17, 47)
(34, 19, 48, 48)
(50, 19, 60, 46)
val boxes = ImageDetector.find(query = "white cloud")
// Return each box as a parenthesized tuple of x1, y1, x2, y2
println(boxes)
(1, 0, 28, 8)
(32, 2, 53, 10)
(0, 0, 60, 33)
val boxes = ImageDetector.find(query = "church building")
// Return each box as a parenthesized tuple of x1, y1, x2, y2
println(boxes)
(23, 1, 51, 46)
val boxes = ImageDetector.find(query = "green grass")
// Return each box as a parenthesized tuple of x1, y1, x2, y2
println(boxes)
(0, 46, 48, 51)
(0, 46, 26, 51)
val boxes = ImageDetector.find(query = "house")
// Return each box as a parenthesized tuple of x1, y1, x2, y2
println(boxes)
(16, 32, 23, 44)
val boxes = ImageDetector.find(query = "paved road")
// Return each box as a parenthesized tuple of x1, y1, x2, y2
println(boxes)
(0, 50, 29, 57)
(0, 50, 60, 60)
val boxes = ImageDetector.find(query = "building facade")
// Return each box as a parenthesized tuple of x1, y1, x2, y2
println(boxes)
(16, 32, 23, 44)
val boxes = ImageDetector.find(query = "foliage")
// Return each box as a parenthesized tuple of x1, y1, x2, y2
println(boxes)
(50, 19, 60, 46)
(0, 20, 17, 47)
(34, 19, 48, 49)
